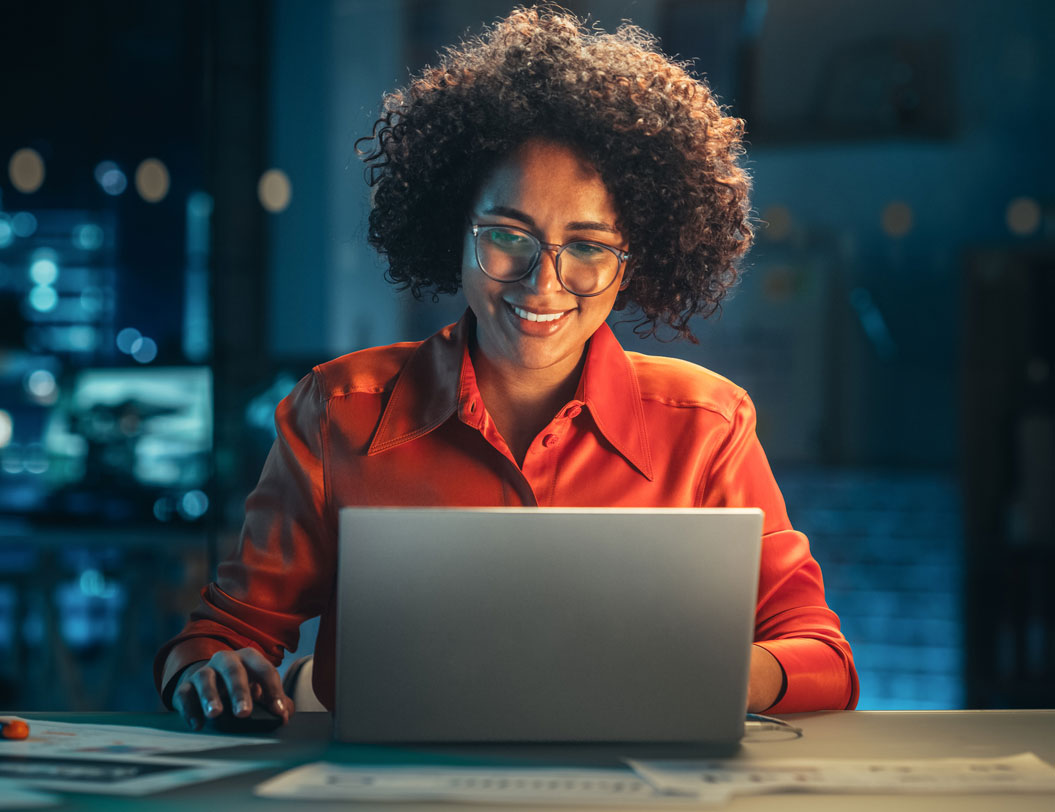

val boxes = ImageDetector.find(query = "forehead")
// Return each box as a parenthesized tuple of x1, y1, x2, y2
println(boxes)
(472, 139, 618, 220)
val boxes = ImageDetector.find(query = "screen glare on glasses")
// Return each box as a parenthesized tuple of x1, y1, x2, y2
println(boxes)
(471, 224, 629, 297)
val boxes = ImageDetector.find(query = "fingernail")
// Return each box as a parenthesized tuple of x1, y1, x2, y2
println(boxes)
(205, 702, 218, 716)
(237, 700, 251, 714)
(274, 698, 286, 713)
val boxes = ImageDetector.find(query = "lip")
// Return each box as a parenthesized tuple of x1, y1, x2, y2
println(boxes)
(503, 300, 574, 335)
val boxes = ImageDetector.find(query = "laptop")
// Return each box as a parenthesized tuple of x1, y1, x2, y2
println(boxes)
(335, 507, 763, 745)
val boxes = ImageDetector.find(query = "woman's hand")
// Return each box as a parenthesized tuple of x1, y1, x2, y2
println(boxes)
(172, 648, 294, 730)
(747, 644, 785, 712)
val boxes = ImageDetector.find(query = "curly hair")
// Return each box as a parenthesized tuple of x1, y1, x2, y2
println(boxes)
(357, 4, 753, 340)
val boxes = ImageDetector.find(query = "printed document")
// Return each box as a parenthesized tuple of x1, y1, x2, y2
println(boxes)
(0, 751, 272, 796)
(1, 717, 275, 756)
(628, 752, 1055, 802)
(255, 762, 702, 806)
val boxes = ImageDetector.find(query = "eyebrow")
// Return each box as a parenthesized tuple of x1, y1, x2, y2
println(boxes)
(481, 205, 620, 235)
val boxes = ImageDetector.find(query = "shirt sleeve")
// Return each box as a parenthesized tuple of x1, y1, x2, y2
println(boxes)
(698, 391, 859, 713)
(153, 371, 335, 708)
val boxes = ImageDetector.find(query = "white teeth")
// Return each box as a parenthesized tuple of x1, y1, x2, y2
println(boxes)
(511, 304, 566, 323)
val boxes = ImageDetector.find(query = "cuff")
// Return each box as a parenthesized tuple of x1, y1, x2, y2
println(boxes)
(158, 638, 232, 709)
(754, 637, 856, 714)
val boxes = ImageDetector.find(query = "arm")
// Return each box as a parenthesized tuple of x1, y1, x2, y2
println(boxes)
(154, 372, 335, 717)
(700, 392, 859, 713)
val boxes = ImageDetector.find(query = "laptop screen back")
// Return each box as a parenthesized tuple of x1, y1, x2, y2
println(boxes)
(336, 507, 763, 744)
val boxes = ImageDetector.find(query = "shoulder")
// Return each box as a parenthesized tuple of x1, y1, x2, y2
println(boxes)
(626, 351, 748, 424)
(311, 340, 423, 401)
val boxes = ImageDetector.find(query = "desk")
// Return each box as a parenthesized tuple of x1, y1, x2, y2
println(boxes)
(12, 710, 1055, 810)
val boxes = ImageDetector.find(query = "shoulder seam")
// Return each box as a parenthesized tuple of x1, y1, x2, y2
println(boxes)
(638, 392, 739, 421)
(694, 389, 750, 506)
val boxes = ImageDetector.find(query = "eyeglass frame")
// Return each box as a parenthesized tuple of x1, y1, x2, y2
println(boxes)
(469, 222, 632, 297)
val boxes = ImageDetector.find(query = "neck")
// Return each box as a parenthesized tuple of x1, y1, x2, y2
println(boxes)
(470, 338, 586, 465)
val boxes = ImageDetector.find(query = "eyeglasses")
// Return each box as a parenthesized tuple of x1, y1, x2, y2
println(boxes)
(470, 223, 631, 297)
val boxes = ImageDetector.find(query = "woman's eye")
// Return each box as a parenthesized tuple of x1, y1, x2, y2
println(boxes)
(489, 230, 529, 248)
(566, 242, 606, 260)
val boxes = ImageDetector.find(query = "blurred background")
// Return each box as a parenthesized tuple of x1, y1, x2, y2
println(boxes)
(0, 0, 1051, 713)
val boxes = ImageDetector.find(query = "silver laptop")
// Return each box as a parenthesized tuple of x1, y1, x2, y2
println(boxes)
(335, 507, 763, 744)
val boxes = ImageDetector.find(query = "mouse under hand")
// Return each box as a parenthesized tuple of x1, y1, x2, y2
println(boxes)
(202, 703, 285, 734)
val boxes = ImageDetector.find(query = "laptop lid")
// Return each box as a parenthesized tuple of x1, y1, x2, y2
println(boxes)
(335, 507, 763, 744)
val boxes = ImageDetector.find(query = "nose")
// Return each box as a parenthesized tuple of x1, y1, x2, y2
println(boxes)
(522, 246, 564, 294)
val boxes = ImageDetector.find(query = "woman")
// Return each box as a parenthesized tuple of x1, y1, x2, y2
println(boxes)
(156, 6, 858, 729)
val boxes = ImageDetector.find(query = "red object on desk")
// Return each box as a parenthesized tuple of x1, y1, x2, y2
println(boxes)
(0, 718, 29, 739)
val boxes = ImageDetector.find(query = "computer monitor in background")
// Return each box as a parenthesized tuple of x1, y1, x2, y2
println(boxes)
(42, 366, 212, 524)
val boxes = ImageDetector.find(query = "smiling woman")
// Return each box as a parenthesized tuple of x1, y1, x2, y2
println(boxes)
(155, 5, 858, 731)
(460, 139, 632, 461)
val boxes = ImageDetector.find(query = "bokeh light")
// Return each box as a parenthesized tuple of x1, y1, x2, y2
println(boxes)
(115, 327, 141, 354)
(95, 161, 128, 196)
(67, 326, 97, 351)
(881, 201, 914, 238)
(135, 158, 170, 203)
(73, 223, 104, 250)
(29, 256, 59, 286)
(130, 336, 158, 363)
(153, 496, 174, 522)
(179, 489, 209, 520)
(0, 410, 12, 449)
(9, 148, 45, 193)
(25, 369, 57, 403)
(188, 190, 214, 218)
(11, 212, 38, 237)
(28, 285, 58, 313)
(1006, 196, 1041, 236)
(0, 216, 12, 249)
(23, 442, 48, 474)
(258, 168, 292, 213)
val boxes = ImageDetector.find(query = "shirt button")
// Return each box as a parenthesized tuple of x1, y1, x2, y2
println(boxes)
(564, 405, 582, 419)
(542, 433, 560, 448)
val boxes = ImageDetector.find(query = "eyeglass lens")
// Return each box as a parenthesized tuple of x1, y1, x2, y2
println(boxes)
(475, 226, 620, 296)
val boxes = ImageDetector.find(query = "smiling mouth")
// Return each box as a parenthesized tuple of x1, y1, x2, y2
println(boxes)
(508, 303, 571, 323)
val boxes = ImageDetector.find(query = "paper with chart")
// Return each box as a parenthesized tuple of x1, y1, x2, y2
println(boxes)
(628, 752, 1055, 800)
(1, 717, 275, 756)
(0, 750, 272, 796)
(254, 762, 704, 806)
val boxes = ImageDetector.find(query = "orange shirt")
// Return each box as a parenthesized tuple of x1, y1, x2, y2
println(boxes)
(155, 313, 858, 714)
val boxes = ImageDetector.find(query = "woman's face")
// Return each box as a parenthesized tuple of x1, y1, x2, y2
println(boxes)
(461, 138, 628, 381)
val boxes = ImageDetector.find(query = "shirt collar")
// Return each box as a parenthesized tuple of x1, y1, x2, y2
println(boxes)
(367, 310, 654, 481)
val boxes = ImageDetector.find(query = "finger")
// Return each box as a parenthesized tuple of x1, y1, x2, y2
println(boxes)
(239, 648, 293, 722)
(251, 683, 263, 701)
(173, 681, 205, 731)
(211, 652, 253, 717)
(190, 666, 225, 718)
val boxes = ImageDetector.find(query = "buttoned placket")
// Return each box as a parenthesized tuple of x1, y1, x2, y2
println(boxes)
(457, 395, 587, 507)
(519, 400, 585, 507)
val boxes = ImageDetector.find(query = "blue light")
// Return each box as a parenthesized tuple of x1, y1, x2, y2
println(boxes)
(28, 285, 58, 313)
(67, 326, 97, 351)
(29, 257, 58, 286)
(0, 217, 12, 249)
(115, 327, 140, 354)
(11, 212, 37, 238)
(130, 336, 158, 363)
(73, 223, 104, 250)
(95, 161, 127, 196)
(179, 489, 209, 520)
(188, 191, 214, 218)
